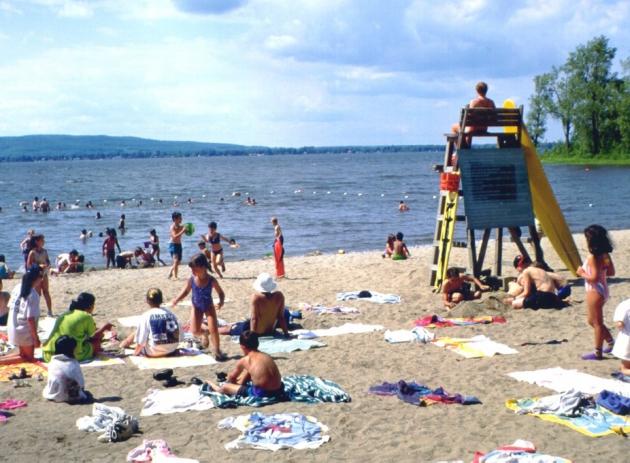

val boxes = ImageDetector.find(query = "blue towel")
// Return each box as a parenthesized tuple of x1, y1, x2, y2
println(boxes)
(597, 390, 630, 415)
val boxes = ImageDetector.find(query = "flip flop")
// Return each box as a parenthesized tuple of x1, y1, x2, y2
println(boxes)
(152, 369, 174, 381)
(189, 377, 204, 386)
(581, 352, 603, 361)
(214, 352, 228, 362)
(162, 377, 184, 388)
(0, 399, 27, 410)
(602, 343, 615, 354)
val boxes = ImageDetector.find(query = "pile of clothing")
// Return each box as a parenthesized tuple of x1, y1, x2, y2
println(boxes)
(368, 380, 481, 406)
(76, 403, 139, 442)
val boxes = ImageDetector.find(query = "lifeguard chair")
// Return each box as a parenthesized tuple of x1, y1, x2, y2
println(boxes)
(429, 105, 548, 290)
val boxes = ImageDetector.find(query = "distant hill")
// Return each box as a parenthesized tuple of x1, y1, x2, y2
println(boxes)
(0, 134, 443, 162)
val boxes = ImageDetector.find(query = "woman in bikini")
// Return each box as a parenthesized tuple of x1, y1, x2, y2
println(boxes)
(171, 253, 226, 361)
(201, 221, 235, 278)
(26, 234, 53, 317)
(576, 224, 615, 360)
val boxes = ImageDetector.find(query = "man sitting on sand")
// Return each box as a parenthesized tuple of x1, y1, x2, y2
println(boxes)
(507, 255, 566, 309)
(391, 232, 411, 260)
(207, 331, 285, 398)
(219, 273, 289, 337)
(442, 267, 489, 310)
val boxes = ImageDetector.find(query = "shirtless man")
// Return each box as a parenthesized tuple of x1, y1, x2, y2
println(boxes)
(219, 273, 289, 337)
(451, 81, 496, 145)
(168, 211, 185, 280)
(509, 255, 566, 309)
(207, 331, 284, 398)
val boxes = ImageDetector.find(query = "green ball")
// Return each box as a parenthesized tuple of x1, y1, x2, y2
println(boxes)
(184, 223, 195, 236)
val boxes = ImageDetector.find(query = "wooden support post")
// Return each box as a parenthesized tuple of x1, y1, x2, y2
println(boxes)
(467, 228, 478, 277)
(508, 227, 532, 263)
(528, 224, 545, 263)
(495, 228, 503, 276)
(476, 228, 491, 275)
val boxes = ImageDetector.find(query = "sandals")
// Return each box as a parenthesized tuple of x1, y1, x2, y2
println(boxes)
(152, 369, 174, 381)
(162, 377, 184, 388)
(8, 368, 31, 381)
(213, 352, 228, 362)
(603, 342, 615, 354)
(581, 351, 603, 361)
(189, 377, 204, 386)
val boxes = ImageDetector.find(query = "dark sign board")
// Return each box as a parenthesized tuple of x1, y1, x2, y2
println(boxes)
(459, 148, 534, 229)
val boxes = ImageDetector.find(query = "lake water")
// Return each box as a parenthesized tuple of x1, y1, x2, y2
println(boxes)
(0, 152, 628, 270)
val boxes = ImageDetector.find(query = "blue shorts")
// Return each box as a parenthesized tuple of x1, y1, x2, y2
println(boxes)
(169, 243, 183, 260)
(237, 381, 285, 399)
(229, 320, 251, 336)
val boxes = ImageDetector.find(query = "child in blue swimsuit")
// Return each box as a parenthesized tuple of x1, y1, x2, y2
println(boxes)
(171, 253, 226, 360)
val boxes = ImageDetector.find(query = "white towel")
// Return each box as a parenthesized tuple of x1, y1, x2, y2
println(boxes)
(336, 291, 401, 304)
(384, 327, 435, 344)
(141, 385, 215, 416)
(508, 367, 630, 397)
(293, 323, 384, 339)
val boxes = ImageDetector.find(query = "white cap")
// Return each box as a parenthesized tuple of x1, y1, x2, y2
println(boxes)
(253, 272, 278, 293)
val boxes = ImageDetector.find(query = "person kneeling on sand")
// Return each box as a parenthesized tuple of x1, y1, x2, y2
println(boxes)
(207, 331, 285, 398)
(442, 267, 489, 310)
(507, 255, 566, 309)
(43, 335, 91, 404)
(120, 288, 181, 357)
(392, 232, 411, 260)
(219, 273, 289, 337)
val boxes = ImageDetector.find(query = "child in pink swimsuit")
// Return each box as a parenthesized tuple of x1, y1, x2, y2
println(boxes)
(577, 224, 615, 360)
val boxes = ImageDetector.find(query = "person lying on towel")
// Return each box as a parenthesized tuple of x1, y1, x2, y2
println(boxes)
(207, 331, 285, 399)
(218, 273, 289, 337)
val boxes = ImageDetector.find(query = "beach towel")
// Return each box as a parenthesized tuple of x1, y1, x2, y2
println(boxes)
(201, 374, 351, 408)
(38, 317, 57, 342)
(414, 314, 506, 328)
(298, 303, 359, 315)
(368, 380, 480, 406)
(336, 291, 400, 304)
(218, 412, 329, 451)
(432, 335, 518, 358)
(0, 360, 48, 381)
(506, 396, 630, 437)
(80, 353, 126, 368)
(77, 403, 139, 442)
(384, 327, 434, 344)
(128, 350, 217, 370)
(472, 439, 571, 463)
(293, 323, 384, 339)
(247, 337, 326, 354)
(126, 439, 200, 463)
(507, 367, 630, 397)
(141, 385, 215, 416)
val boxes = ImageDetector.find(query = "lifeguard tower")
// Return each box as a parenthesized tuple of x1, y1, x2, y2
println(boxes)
(429, 103, 581, 291)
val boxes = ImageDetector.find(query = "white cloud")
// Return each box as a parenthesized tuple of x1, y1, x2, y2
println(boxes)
(264, 34, 297, 50)
(0, 1, 22, 14)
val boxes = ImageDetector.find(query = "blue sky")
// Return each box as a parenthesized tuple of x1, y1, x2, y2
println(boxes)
(0, 0, 628, 146)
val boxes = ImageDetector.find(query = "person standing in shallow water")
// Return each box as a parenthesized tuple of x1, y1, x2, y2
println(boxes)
(271, 217, 285, 278)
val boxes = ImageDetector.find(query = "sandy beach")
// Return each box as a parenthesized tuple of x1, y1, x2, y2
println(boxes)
(1, 230, 628, 462)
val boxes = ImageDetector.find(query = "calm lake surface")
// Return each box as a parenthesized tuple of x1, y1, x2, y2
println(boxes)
(0, 152, 628, 270)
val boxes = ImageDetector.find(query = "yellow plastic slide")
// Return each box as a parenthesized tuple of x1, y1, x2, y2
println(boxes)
(504, 99, 582, 275)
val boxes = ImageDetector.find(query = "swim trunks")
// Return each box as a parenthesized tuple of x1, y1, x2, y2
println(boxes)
(169, 243, 183, 260)
(523, 290, 563, 310)
(228, 319, 251, 336)
(236, 381, 285, 399)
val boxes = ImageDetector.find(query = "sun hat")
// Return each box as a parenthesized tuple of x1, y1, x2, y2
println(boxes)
(253, 273, 277, 293)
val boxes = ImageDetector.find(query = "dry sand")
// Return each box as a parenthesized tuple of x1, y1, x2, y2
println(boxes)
(1, 230, 628, 462)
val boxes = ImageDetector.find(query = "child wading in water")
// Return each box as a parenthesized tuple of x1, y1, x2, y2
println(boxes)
(149, 229, 166, 266)
(576, 224, 615, 360)
(171, 254, 226, 361)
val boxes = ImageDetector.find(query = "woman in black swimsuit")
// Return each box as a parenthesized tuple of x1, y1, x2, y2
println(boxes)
(201, 222, 235, 278)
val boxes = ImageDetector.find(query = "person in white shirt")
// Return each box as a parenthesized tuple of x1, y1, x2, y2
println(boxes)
(612, 299, 630, 376)
(43, 335, 89, 403)
(120, 288, 181, 357)
(0, 266, 43, 364)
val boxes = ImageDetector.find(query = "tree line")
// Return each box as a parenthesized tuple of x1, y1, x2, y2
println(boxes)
(527, 36, 629, 159)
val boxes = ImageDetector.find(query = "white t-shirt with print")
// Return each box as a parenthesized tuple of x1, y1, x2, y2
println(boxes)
(42, 354, 87, 403)
(134, 307, 181, 357)
(8, 285, 40, 346)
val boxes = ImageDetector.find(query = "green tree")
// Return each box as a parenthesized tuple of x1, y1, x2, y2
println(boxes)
(544, 67, 576, 151)
(526, 74, 553, 146)
(564, 36, 617, 155)
(618, 58, 630, 152)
